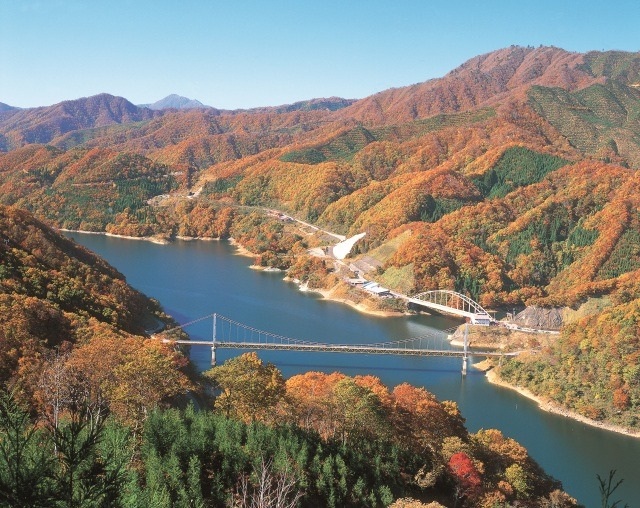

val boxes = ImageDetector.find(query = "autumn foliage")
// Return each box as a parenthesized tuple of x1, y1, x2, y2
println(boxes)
(448, 452, 482, 500)
(0, 205, 192, 424)
(498, 274, 640, 429)
(1, 47, 639, 310)
(202, 354, 573, 506)
(0, 44, 639, 498)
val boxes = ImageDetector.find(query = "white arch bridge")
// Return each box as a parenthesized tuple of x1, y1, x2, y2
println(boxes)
(155, 313, 518, 375)
(404, 290, 494, 325)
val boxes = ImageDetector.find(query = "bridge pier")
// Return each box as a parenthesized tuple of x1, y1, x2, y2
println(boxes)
(462, 323, 469, 376)
(211, 313, 217, 367)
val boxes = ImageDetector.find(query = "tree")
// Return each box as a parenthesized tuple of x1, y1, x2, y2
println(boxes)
(185, 455, 205, 508)
(106, 341, 192, 430)
(331, 378, 387, 446)
(50, 413, 130, 508)
(37, 349, 72, 436)
(505, 463, 531, 499)
(391, 383, 466, 450)
(285, 371, 346, 438)
(448, 452, 482, 503)
(389, 500, 446, 508)
(597, 470, 628, 508)
(234, 457, 303, 508)
(0, 389, 55, 507)
(204, 352, 286, 423)
(354, 375, 393, 410)
(472, 428, 528, 463)
(440, 436, 471, 463)
(65, 334, 142, 427)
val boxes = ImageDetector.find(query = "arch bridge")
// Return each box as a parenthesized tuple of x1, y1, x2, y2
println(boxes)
(407, 290, 493, 325)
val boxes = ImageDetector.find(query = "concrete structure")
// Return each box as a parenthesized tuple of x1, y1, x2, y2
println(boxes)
(332, 232, 366, 260)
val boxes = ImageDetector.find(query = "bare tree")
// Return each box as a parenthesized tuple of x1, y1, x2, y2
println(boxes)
(39, 350, 72, 434)
(232, 457, 303, 508)
(598, 470, 628, 508)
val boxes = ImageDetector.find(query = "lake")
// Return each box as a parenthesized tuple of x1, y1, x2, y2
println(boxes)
(65, 232, 640, 506)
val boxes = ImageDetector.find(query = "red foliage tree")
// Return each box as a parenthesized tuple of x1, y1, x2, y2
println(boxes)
(448, 452, 482, 501)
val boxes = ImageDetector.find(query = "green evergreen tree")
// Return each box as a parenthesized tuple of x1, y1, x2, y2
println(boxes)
(185, 456, 205, 508)
(51, 412, 128, 507)
(0, 390, 55, 507)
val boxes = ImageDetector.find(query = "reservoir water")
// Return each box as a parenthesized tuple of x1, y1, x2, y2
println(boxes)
(66, 233, 640, 506)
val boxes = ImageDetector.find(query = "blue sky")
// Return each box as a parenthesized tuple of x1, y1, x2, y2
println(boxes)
(1, 0, 639, 109)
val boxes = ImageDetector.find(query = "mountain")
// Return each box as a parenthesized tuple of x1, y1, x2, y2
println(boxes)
(1, 44, 640, 431)
(338, 46, 601, 125)
(0, 204, 170, 381)
(0, 102, 19, 113)
(247, 96, 357, 114)
(0, 46, 639, 308)
(143, 94, 211, 110)
(0, 93, 162, 149)
(0, 104, 19, 151)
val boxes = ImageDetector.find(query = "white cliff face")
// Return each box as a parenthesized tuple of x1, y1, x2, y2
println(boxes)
(332, 233, 366, 260)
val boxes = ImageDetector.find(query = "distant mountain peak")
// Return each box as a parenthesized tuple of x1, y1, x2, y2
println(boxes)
(0, 93, 160, 147)
(143, 94, 210, 110)
(0, 102, 19, 113)
(339, 45, 608, 125)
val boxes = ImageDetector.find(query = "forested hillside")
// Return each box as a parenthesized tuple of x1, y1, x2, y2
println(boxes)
(0, 205, 191, 421)
(1, 44, 639, 431)
(0, 207, 579, 506)
(0, 350, 579, 507)
(497, 274, 640, 429)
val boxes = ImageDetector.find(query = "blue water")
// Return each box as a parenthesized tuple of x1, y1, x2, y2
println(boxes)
(66, 233, 640, 506)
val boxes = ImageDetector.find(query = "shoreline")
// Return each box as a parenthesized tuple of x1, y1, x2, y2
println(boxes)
(228, 239, 404, 318)
(58, 228, 170, 245)
(64, 230, 398, 318)
(64, 229, 639, 438)
(295, 282, 404, 318)
(60, 228, 171, 245)
(228, 237, 259, 259)
(485, 368, 640, 439)
(60, 228, 224, 245)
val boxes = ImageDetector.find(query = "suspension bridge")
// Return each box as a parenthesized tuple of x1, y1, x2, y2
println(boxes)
(154, 313, 519, 375)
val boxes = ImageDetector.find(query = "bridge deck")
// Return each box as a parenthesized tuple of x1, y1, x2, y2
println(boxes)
(405, 290, 494, 324)
(168, 340, 516, 358)
(406, 298, 478, 319)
